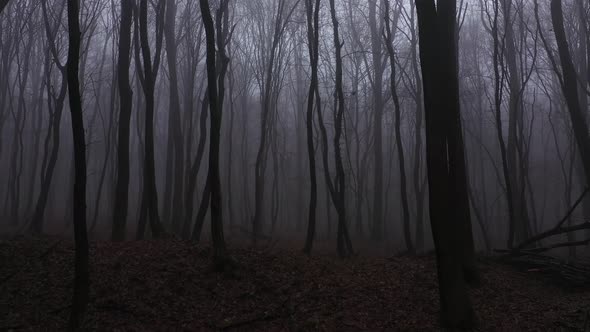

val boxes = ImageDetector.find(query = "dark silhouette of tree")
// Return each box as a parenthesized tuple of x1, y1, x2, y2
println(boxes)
(199, 0, 229, 266)
(484, 0, 515, 251)
(549, 0, 590, 190)
(162, 0, 185, 232)
(251, 0, 298, 246)
(302, 0, 319, 255)
(383, 0, 413, 254)
(184, 89, 209, 239)
(30, 0, 68, 234)
(136, 0, 165, 238)
(328, 0, 353, 258)
(112, 0, 134, 241)
(66, 0, 89, 328)
(369, 0, 385, 242)
(415, 0, 478, 327)
(192, 0, 231, 243)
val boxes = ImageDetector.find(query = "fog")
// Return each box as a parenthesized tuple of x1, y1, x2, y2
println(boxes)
(0, 0, 588, 257)
(3, 0, 590, 329)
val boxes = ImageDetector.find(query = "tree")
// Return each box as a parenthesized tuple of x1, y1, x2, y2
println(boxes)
(483, 0, 518, 250)
(251, 0, 298, 246)
(112, 0, 134, 241)
(66, 0, 89, 328)
(383, 0, 413, 253)
(302, 0, 319, 255)
(162, 0, 185, 232)
(549, 0, 590, 191)
(30, 0, 69, 234)
(415, 0, 477, 327)
(369, 0, 385, 242)
(199, 0, 229, 266)
(328, 0, 353, 258)
(136, 0, 165, 238)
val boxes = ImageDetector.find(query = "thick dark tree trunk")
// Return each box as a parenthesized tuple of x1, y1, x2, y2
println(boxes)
(112, 0, 134, 241)
(415, 0, 477, 327)
(66, 0, 89, 328)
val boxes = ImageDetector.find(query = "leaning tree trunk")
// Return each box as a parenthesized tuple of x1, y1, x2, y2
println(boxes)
(66, 0, 89, 328)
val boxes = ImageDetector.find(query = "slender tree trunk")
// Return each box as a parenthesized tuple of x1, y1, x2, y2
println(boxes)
(384, 0, 413, 253)
(408, 0, 426, 252)
(303, 0, 319, 255)
(163, 0, 185, 232)
(30, 0, 68, 234)
(184, 90, 209, 238)
(138, 0, 165, 238)
(369, 0, 384, 242)
(112, 0, 134, 241)
(329, 0, 353, 258)
(199, 0, 229, 265)
(66, 0, 89, 328)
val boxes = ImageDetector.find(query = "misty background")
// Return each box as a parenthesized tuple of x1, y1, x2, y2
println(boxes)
(0, 0, 588, 256)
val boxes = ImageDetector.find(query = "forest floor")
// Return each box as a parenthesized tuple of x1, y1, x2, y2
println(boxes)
(1, 236, 590, 331)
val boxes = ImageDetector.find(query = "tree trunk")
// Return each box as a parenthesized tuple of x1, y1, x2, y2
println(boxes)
(199, 0, 229, 265)
(415, 0, 476, 327)
(369, 0, 384, 242)
(184, 90, 209, 238)
(112, 0, 134, 241)
(302, 0, 320, 255)
(551, 0, 590, 191)
(138, 0, 165, 238)
(329, 0, 353, 258)
(66, 0, 89, 328)
(163, 0, 185, 232)
(384, 0, 413, 254)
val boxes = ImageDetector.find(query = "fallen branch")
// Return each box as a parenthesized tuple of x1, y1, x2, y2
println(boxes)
(499, 186, 590, 252)
(524, 238, 590, 253)
(517, 222, 590, 250)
